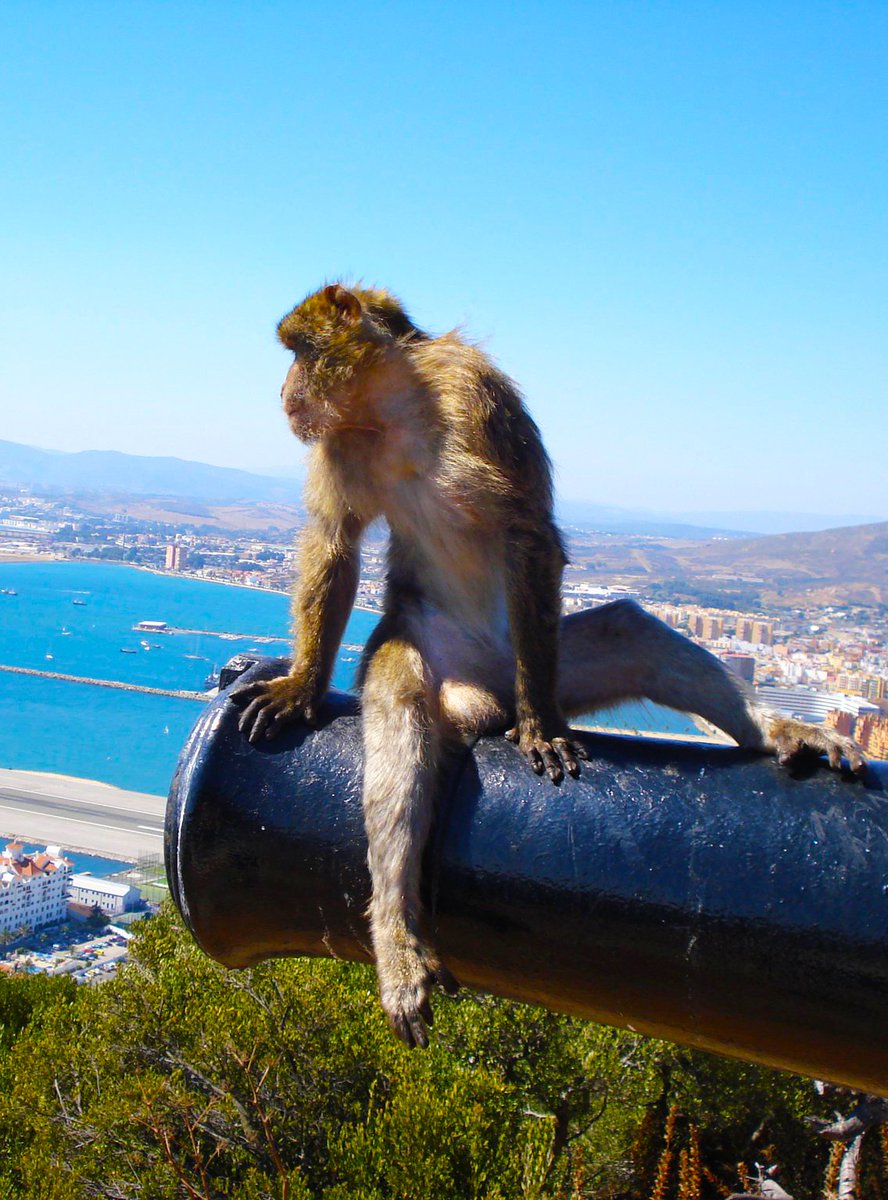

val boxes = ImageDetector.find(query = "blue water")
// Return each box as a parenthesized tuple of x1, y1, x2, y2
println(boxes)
(0, 561, 698, 796)
(0, 562, 377, 795)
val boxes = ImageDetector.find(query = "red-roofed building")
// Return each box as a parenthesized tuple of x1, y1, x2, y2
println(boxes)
(0, 843, 72, 935)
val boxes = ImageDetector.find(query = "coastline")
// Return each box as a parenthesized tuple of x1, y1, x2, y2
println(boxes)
(0, 553, 383, 616)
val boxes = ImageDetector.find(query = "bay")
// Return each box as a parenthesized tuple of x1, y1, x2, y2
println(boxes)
(0, 561, 699, 796)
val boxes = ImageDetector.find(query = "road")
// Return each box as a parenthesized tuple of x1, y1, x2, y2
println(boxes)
(0, 768, 165, 860)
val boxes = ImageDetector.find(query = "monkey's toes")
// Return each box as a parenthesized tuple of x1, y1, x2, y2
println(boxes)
(552, 737, 584, 779)
(774, 728, 867, 778)
(435, 962, 460, 995)
(384, 987, 433, 1049)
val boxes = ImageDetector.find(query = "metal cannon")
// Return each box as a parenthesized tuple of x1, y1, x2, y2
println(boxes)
(166, 658, 888, 1093)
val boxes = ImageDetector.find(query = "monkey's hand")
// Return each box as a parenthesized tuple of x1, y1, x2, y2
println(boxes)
(231, 673, 320, 744)
(375, 933, 459, 1050)
(505, 714, 589, 785)
(765, 716, 867, 777)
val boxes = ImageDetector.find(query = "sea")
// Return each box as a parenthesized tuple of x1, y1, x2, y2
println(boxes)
(0, 561, 699, 800)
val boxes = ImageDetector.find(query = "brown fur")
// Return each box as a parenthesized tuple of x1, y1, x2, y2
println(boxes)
(235, 283, 866, 1047)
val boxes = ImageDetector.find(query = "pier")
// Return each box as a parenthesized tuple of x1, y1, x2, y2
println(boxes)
(134, 623, 288, 643)
(0, 664, 210, 701)
(132, 624, 364, 654)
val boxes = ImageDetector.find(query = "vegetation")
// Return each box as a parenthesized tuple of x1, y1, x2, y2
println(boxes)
(645, 582, 763, 612)
(0, 905, 884, 1200)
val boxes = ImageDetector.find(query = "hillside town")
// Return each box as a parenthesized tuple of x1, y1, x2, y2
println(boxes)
(2, 487, 887, 758)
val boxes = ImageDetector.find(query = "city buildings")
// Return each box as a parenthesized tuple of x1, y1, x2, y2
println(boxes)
(164, 543, 187, 571)
(755, 687, 879, 725)
(736, 618, 773, 645)
(0, 844, 72, 935)
(68, 875, 141, 916)
(722, 653, 756, 683)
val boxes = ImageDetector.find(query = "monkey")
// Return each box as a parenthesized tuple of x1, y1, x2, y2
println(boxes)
(233, 282, 866, 1049)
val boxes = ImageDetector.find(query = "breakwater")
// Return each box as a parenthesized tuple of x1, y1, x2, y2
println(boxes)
(0, 663, 209, 701)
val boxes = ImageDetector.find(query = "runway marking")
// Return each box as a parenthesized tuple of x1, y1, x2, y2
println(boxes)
(0, 803, 162, 838)
(0, 785, 163, 815)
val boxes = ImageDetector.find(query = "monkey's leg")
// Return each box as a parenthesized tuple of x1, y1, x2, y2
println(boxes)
(556, 599, 865, 773)
(361, 636, 458, 1048)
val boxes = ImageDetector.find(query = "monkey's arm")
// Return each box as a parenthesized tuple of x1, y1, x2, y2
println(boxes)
(503, 517, 588, 784)
(234, 510, 363, 743)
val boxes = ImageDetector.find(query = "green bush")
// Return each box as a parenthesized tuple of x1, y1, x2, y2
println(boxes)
(0, 905, 855, 1199)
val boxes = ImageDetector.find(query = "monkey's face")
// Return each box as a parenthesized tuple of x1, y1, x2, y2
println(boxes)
(280, 357, 339, 443)
(277, 283, 420, 443)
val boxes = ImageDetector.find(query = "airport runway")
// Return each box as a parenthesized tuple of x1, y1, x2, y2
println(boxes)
(0, 768, 165, 860)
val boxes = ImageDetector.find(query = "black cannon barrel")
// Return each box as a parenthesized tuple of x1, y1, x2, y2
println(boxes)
(166, 659, 888, 1093)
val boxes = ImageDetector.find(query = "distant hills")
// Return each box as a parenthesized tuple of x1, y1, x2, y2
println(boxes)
(570, 519, 888, 607)
(2, 439, 881, 543)
(0, 439, 300, 505)
(556, 498, 883, 538)
(681, 520, 888, 607)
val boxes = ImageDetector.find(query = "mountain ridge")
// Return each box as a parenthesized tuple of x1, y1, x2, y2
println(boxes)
(1, 439, 879, 540)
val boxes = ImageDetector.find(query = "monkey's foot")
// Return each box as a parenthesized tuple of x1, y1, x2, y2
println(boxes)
(766, 716, 867, 777)
(230, 674, 318, 744)
(506, 716, 589, 784)
(377, 942, 459, 1050)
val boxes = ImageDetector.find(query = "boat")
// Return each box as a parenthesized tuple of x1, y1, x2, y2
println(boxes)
(119, 648, 137, 655)
(72, 598, 86, 606)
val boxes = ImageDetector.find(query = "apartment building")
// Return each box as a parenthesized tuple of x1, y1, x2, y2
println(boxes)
(0, 844, 72, 935)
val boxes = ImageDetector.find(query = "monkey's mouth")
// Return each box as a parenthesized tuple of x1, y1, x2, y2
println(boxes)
(285, 408, 328, 443)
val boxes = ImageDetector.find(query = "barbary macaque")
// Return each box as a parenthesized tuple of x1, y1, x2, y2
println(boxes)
(234, 283, 866, 1048)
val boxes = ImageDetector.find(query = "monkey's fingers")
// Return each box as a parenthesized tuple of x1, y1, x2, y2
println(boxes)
(775, 736, 804, 768)
(525, 746, 546, 776)
(265, 703, 310, 739)
(538, 743, 565, 785)
(229, 680, 267, 705)
(774, 726, 867, 778)
(239, 696, 278, 744)
(389, 1004, 430, 1050)
(237, 694, 268, 735)
(816, 731, 868, 776)
(847, 745, 868, 776)
(551, 737, 582, 780)
(433, 962, 460, 995)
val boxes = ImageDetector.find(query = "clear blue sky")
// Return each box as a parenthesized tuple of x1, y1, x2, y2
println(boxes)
(1, 2, 886, 518)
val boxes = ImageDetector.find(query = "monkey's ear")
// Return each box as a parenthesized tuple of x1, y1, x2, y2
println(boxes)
(324, 284, 362, 322)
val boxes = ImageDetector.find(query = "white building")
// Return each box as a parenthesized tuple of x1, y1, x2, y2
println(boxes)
(756, 686, 879, 725)
(0, 843, 72, 935)
(69, 875, 141, 916)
